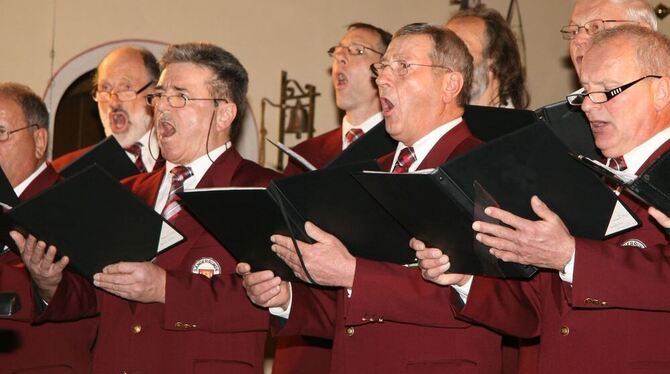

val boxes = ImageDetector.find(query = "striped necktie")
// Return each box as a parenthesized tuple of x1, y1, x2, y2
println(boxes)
(391, 147, 416, 173)
(161, 165, 193, 222)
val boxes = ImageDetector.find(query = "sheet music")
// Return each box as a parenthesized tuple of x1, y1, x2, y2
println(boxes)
(266, 138, 316, 171)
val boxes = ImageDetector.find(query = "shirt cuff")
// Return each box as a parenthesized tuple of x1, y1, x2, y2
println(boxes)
(559, 251, 576, 284)
(450, 276, 473, 304)
(268, 282, 292, 319)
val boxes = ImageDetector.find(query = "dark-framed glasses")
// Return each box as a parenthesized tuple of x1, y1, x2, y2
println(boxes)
(93, 80, 154, 103)
(0, 124, 39, 142)
(566, 75, 662, 106)
(370, 60, 452, 78)
(145, 92, 228, 108)
(560, 19, 638, 40)
(327, 44, 383, 58)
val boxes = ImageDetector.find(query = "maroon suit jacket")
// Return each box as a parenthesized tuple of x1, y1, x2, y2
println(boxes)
(459, 139, 670, 373)
(38, 148, 279, 374)
(0, 164, 98, 374)
(283, 128, 343, 176)
(279, 122, 504, 373)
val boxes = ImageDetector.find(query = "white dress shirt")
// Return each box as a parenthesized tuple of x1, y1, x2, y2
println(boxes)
(154, 142, 230, 214)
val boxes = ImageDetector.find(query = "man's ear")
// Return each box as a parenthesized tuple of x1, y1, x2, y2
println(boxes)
(215, 102, 237, 132)
(653, 76, 670, 111)
(443, 72, 464, 104)
(32, 127, 48, 160)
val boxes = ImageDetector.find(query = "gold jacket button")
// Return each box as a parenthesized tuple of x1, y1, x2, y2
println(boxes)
(559, 325, 570, 336)
(131, 324, 142, 334)
(175, 322, 183, 328)
(345, 326, 355, 336)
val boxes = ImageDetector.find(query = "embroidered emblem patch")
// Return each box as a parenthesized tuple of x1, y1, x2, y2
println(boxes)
(191, 257, 221, 278)
(621, 239, 647, 249)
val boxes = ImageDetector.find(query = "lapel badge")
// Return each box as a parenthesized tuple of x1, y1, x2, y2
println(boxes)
(191, 257, 221, 278)
(621, 239, 647, 249)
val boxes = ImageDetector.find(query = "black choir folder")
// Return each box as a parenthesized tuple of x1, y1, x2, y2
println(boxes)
(536, 100, 601, 160)
(353, 122, 640, 278)
(0, 165, 183, 279)
(574, 151, 670, 215)
(179, 161, 414, 283)
(0, 166, 19, 207)
(59, 136, 140, 180)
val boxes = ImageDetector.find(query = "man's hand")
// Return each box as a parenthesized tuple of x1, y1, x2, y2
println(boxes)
(11, 231, 67, 302)
(270, 221, 356, 288)
(473, 196, 575, 271)
(93, 262, 166, 303)
(649, 206, 670, 228)
(236, 262, 290, 310)
(410, 238, 471, 286)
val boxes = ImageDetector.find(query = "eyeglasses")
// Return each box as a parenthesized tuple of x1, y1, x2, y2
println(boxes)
(560, 19, 638, 40)
(327, 44, 383, 58)
(145, 92, 228, 108)
(93, 80, 154, 103)
(566, 75, 662, 106)
(0, 124, 38, 142)
(370, 60, 452, 78)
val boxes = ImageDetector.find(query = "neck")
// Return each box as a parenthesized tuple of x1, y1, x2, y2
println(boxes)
(471, 80, 503, 107)
(344, 103, 381, 126)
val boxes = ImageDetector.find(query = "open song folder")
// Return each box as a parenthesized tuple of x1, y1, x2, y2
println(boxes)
(1, 165, 183, 279)
(59, 136, 140, 180)
(353, 122, 640, 278)
(179, 160, 415, 283)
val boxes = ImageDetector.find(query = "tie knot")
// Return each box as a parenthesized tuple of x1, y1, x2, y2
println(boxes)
(126, 142, 142, 158)
(345, 128, 365, 145)
(392, 147, 416, 173)
(607, 156, 627, 171)
(170, 165, 193, 183)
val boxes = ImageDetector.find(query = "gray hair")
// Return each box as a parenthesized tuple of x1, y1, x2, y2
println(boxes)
(394, 23, 473, 106)
(0, 82, 49, 130)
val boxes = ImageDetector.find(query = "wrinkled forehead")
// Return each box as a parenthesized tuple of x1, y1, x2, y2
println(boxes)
(157, 62, 214, 92)
(384, 34, 433, 61)
(570, 0, 630, 24)
(580, 38, 638, 83)
(97, 52, 149, 86)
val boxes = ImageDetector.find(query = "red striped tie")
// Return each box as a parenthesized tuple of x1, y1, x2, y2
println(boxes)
(126, 142, 147, 173)
(345, 128, 364, 146)
(161, 166, 193, 222)
(392, 147, 416, 174)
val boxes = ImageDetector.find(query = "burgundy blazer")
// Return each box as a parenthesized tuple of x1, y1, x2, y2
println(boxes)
(39, 148, 280, 374)
(279, 122, 503, 374)
(283, 128, 343, 176)
(459, 139, 670, 373)
(0, 164, 98, 374)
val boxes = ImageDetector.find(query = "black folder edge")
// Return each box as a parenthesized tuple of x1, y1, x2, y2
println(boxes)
(0, 166, 19, 207)
(6, 165, 185, 278)
(59, 136, 140, 180)
(266, 183, 319, 284)
(572, 152, 670, 217)
(472, 181, 538, 278)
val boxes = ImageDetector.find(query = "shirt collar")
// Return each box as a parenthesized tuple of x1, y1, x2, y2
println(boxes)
(341, 112, 383, 149)
(14, 162, 47, 198)
(164, 142, 231, 189)
(618, 126, 670, 175)
(391, 117, 462, 172)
